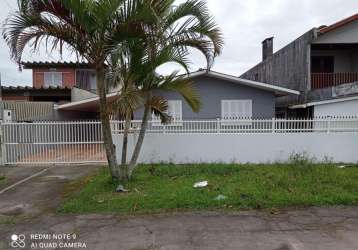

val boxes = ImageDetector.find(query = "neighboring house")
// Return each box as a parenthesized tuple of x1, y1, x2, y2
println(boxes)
(0, 86, 71, 122)
(22, 61, 97, 92)
(1, 85, 71, 102)
(241, 13, 358, 118)
(57, 70, 299, 121)
(0, 61, 102, 122)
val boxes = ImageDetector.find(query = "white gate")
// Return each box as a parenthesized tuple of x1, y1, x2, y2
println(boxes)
(0, 121, 107, 165)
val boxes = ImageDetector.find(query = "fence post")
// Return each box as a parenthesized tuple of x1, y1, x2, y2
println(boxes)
(217, 118, 221, 134)
(327, 119, 331, 134)
(0, 121, 5, 166)
(272, 118, 276, 133)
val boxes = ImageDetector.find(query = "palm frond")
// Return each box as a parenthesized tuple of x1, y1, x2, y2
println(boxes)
(110, 85, 145, 117)
(149, 95, 171, 123)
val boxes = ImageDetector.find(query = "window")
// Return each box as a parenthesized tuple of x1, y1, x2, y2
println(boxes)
(76, 70, 97, 91)
(153, 100, 182, 125)
(221, 100, 252, 120)
(44, 72, 63, 87)
(311, 56, 334, 73)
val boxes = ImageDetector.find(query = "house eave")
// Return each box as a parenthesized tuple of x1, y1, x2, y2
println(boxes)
(289, 95, 358, 109)
(189, 70, 300, 96)
(55, 92, 118, 112)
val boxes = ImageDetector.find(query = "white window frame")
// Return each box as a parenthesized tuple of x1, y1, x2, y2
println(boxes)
(44, 71, 63, 87)
(221, 100, 253, 125)
(152, 100, 183, 126)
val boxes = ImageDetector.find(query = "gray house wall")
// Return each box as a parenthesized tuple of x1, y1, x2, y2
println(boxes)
(134, 75, 276, 120)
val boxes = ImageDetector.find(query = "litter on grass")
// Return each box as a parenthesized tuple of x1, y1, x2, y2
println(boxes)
(214, 195, 227, 201)
(116, 185, 129, 193)
(193, 181, 208, 188)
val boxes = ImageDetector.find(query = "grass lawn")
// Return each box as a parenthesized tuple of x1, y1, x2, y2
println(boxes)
(60, 163, 358, 215)
(0, 175, 5, 185)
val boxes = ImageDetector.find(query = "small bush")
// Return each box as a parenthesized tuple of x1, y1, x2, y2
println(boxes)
(288, 152, 316, 166)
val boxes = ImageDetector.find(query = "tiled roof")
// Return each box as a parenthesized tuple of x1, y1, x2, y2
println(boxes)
(2, 85, 71, 91)
(21, 61, 93, 69)
(319, 13, 358, 34)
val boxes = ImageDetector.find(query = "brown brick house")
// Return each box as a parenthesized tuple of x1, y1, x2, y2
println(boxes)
(22, 61, 97, 92)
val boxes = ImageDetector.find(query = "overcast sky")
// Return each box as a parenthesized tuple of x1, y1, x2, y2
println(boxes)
(0, 0, 357, 86)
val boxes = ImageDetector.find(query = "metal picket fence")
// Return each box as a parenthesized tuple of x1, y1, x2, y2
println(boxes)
(0, 121, 106, 165)
(111, 117, 358, 134)
(1, 117, 358, 165)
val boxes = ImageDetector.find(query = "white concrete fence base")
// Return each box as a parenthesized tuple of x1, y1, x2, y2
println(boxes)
(113, 133, 358, 164)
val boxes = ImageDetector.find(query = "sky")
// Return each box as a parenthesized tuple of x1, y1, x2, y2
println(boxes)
(0, 0, 357, 86)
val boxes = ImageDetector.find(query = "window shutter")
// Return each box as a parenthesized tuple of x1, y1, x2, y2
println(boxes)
(221, 100, 252, 120)
(152, 100, 182, 124)
(168, 101, 182, 121)
(244, 100, 252, 118)
(222, 101, 229, 120)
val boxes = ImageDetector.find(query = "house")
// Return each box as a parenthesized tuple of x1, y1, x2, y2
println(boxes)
(1, 85, 71, 102)
(0, 85, 71, 122)
(58, 70, 299, 121)
(8, 61, 299, 122)
(0, 61, 99, 122)
(22, 61, 97, 92)
(241, 13, 358, 118)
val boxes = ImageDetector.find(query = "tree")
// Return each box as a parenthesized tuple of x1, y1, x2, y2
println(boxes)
(3, 0, 158, 178)
(111, 0, 223, 179)
(110, 44, 200, 180)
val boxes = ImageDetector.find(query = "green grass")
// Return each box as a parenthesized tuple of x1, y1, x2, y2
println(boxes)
(60, 164, 358, 215)
(0, 175, 6, 187)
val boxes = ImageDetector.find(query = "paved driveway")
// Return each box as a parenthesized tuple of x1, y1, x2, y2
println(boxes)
(0, 165, 358, 250)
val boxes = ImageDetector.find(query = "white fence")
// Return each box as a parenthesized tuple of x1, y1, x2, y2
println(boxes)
(1, 118, 358, 165)
(113, 118, 358, 164)
(111, 118, 358, 134)
(1, 121, 106, 165)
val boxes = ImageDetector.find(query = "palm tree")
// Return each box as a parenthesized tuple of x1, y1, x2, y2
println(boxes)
(2, 0, 158, 178)
(110, 46, 199, 180)
(111, 0, 223, 179)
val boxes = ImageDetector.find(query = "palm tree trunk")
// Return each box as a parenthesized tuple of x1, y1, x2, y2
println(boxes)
(121, 113, 131, 165)
(96, 68, 118, 179)
(127, 92, 151, 176)
(119, 113, 131, 180)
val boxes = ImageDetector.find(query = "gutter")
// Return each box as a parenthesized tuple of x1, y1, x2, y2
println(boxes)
(289, 95, 358, 109)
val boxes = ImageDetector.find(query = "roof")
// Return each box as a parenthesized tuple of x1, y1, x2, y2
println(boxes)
(188, 70, 300, 96)
(2, 85, 71, 91)
(319, 13, 358, 34)
(56, 70, 299, 112)
(21, 61, 94, 69)
(56, 92, 118, 112)
(290, 95, 358, 109)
